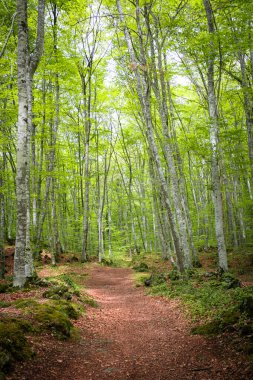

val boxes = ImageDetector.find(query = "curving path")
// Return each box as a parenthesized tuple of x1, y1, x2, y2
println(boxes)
(7, 265, 253, 380)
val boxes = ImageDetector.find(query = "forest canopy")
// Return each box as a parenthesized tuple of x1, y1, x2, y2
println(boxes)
(0, 0, 252, 286)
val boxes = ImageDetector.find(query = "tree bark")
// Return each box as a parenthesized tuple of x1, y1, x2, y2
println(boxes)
(14, 0, 29, 287)
(14, 0, 45, 286)
(203, 0, 228, 271)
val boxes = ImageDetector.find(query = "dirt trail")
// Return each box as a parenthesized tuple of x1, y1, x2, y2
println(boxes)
(7, 265, 253, 380)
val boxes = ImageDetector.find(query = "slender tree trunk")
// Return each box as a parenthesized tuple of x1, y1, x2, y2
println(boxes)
(25, 73, 33, 277)
(14, 0, 29, 287)
(238, 52, 253, 183)
(203, 0, 228, 271)
(0, 152, 6, 279)
(81, 116, 91, 262)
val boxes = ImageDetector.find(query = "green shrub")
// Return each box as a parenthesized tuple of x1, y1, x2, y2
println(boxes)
(132, 262, 149, 272)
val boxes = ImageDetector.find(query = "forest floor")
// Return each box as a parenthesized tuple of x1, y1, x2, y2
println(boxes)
(2, 261, 253, 380)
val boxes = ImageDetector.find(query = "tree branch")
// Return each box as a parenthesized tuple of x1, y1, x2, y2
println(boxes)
(29, 0, 45, 76)
(0, 12, 17, 59)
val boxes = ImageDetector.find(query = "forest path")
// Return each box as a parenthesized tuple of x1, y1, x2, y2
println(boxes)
(71, 265, 249, 380)
(7, 264, 252, 380)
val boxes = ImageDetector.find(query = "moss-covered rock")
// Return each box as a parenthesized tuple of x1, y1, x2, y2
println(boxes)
(50, 299, 81, 320)
(0, 319, 33, 375)
(42, 285, 71, 300)
(13, 298, 39, 309)
(33, 303, 73, 339)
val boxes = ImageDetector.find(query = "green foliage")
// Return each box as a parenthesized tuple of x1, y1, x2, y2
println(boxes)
(149, 272, 251, 320)
(144, 273, 168, 287)
(132, 262, 149, 272)
(0, 319, 33, 376)
(149, 267, 253, 343)
(221, 272, 241, 289)
(100, 258, 114, 267)
(57, 274, 81, 296)
(168, 269, 180, 281)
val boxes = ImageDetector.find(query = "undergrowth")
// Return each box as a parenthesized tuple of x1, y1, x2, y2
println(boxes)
(0, 266, 96, 378)
(148, 270, 253, 352)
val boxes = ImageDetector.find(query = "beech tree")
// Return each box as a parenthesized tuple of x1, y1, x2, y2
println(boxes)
(14, 0, 45, 287)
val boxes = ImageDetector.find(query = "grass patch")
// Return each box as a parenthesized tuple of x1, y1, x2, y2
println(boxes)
(132, 262, 149, 272)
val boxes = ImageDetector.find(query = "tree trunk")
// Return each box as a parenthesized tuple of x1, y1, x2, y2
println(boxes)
(203, 0, 228, 271)
(14, 0, 29, 287)
(0, 153, 6, 279)
(14, 0, 45, 286)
